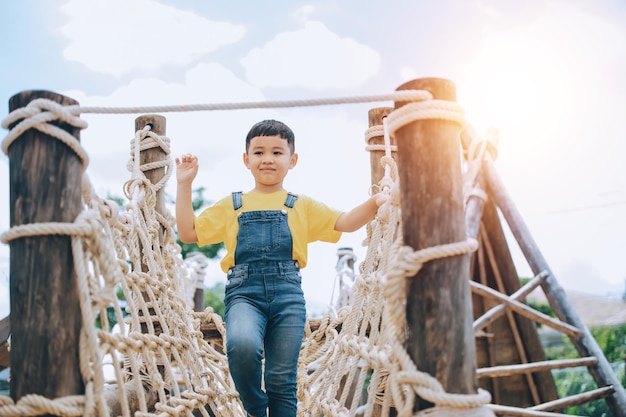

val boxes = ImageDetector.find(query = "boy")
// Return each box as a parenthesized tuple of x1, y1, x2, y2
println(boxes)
(175, 119, 384, 417)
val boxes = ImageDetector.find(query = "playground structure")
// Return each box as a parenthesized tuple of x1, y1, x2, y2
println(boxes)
(0, 77, 624, 416)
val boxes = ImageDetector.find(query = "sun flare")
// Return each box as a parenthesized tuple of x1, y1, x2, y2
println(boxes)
(459, 30, 575, 140)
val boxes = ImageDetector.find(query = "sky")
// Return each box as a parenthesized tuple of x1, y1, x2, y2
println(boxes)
(1, 0, 626, 318)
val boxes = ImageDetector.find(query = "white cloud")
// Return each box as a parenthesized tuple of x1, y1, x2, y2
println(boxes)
(241, 21, 380, 89)
(63, 60, 373, 305)
(292, 4, 317, 25)
(62, 62, 270, 197)
(59, 0, 246, 77)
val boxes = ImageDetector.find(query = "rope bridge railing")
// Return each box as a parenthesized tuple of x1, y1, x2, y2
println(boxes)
(1, 80, 623, 417)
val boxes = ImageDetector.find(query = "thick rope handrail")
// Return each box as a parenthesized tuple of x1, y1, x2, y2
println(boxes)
(0, 90, 434, 169)
(72, 90, 434, 114)
(0, 91, 434, 128)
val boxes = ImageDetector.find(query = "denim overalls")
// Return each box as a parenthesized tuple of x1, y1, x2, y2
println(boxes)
(224, 191, 306, 417)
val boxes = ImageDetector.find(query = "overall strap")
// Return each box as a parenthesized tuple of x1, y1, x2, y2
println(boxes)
(232, 191, 243, 211)
(284, 192, 298, 209)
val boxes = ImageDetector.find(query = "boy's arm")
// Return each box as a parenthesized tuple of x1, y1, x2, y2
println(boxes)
(176, 155, 199, 243)
(334, 194, 386, 233)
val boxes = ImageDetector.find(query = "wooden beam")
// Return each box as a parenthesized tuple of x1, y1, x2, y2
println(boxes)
(470, 281, 581, 337)
(478, 357, 599, 378)
(482, 155, 626, 416)
(487, 404, 585, 417)
(473, 271, 548, 332)
(531, 386, 615, 412)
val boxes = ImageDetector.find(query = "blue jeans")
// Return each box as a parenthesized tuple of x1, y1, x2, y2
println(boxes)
(224, 260, 306, 417)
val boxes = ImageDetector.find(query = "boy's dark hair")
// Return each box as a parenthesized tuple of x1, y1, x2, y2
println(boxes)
(245, 119, 295, 154)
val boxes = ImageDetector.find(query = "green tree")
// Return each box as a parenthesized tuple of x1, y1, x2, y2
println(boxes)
(203, 282, 226, 317)
(519, 278, 626, 415)
(546, 324, 626, 416)
(519, 277, 556, 328)
(171, 187, 225, 316)
(169, 186, 224, 260)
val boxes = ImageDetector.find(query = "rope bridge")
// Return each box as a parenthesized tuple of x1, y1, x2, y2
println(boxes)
(0, 81, 623, 417)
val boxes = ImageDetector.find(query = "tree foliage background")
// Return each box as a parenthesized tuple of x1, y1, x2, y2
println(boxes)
(522, 276, 626, 417)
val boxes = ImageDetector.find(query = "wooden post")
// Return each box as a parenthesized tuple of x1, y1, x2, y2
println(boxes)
(460, 126, 489, 239)
(134, 115, 167, 335)
(334, 247, 356, 310)
(367, 107, 394, 189)
(135, 114, 167, 249)
(7, 91, 84, 407)
(194, 287, 205, 312)
(393, 78, 478, 411)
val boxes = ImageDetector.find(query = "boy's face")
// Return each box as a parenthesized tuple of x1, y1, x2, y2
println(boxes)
(243, 135, 298, 192)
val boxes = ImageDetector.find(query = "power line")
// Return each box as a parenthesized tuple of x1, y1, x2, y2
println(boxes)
(546, 200, 626, 214)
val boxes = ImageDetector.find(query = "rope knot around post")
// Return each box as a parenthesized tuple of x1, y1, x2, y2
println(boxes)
(1, 97, 89, 169)
(383, 238, 480, 341)
(385, 99, 466, 136)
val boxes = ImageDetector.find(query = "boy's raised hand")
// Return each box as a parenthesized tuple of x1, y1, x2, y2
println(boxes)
(176, 154, 199, 184)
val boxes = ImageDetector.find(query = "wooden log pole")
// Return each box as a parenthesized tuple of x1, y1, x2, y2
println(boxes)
(7, 91, 84, 407)
(367, 107, 394, 189)
(135, 114, 167, 250)
(194, 287, 205, 312)
(393, 78, 478, 410)
(461, 125, 489, 239)
(134, 115, 167, 335)
(482, 155, 626, 416)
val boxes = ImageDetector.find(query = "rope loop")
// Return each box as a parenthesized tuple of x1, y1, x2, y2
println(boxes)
(386, 99, 466, 136)
(0, 217, 96, 244)
(1, 98, 89, 169)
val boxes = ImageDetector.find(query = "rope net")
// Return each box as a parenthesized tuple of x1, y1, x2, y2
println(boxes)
(0, 92, 494, 417)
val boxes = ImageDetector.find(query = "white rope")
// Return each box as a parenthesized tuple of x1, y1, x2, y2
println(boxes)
(75, 90, 434, 114)
(462, 126, 499, 206)
(1, 98, 89, 168)
(383, 239, 480, 342)
(385, 99, 466, 135)
(0, 91, 434, 128)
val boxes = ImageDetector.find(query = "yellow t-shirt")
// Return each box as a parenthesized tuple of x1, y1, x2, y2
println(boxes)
(195, 190, 343, 272)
